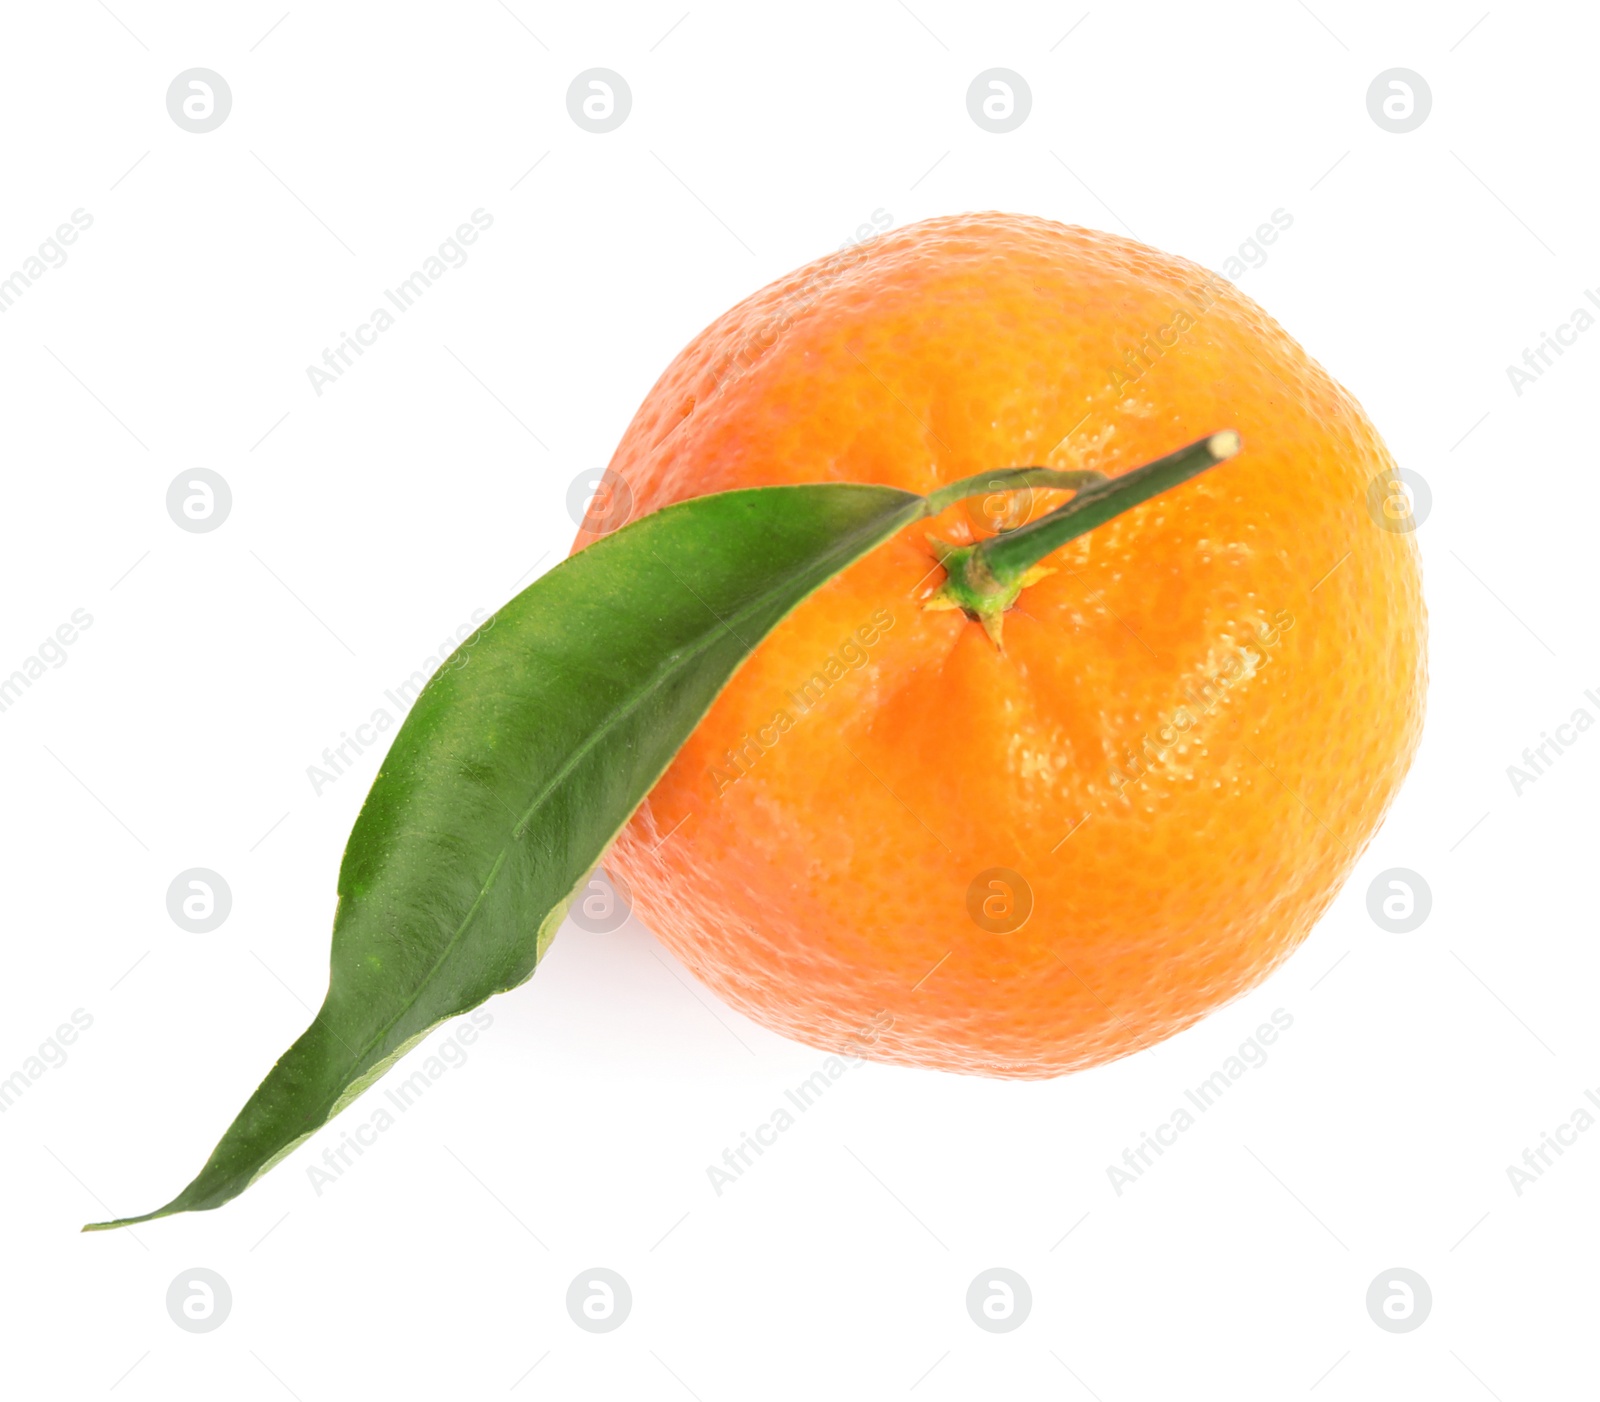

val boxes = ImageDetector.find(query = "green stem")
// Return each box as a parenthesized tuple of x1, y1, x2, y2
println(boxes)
(927, 431, 1241, 645)
(981, 431, 1239, 585)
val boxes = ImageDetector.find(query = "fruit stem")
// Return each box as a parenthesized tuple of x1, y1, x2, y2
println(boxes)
(925, 431, 1241, 648)
(983, 431, 1240, 584)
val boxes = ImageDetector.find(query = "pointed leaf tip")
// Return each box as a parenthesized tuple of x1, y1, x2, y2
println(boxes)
(91, 483, 924, 1226)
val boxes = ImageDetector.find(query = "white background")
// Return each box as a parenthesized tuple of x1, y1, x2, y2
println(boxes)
(2, 1, 1596, 1397)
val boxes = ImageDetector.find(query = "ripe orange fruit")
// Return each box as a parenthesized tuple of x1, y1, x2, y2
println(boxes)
(576, 212, 1425, 1077)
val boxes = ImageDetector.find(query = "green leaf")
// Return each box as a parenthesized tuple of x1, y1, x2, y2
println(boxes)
(86, 483, 923, 1229)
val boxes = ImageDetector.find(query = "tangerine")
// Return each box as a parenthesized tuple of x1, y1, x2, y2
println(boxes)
(576, 212, 1425, 1077)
